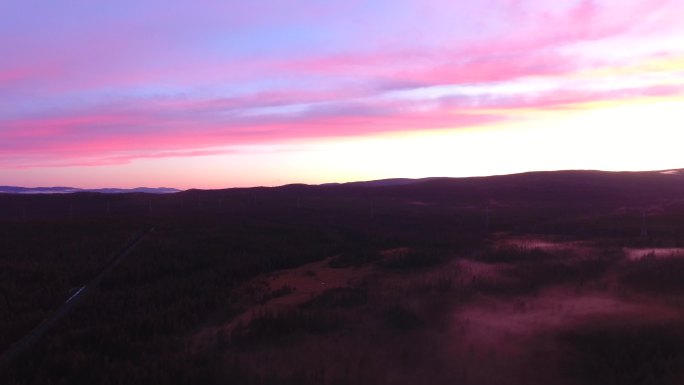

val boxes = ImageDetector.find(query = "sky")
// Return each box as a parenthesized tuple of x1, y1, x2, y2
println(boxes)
(1, 0, 683, 189)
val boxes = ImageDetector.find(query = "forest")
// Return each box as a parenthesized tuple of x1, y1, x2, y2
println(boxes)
(2, 170, 684, 384)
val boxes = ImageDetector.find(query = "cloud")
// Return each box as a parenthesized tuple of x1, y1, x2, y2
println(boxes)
(1, 0, 683, 170)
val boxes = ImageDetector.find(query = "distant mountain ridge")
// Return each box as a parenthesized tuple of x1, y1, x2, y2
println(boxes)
(340, 177, 444, 187)
(0, 186, 181, 194)
(2, 169, 682, 195)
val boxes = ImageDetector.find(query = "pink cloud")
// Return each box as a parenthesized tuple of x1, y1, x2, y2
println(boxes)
(440, 83, 684, 112)
(2, 0, 684, 174)
(278, 0, 681, 89)
(0, 95, 506, 168)
(0, 70, 26, 83)
(3, 58, 684, 169)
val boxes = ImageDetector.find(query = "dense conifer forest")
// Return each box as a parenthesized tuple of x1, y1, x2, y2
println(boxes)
(2, 170, 684, 384)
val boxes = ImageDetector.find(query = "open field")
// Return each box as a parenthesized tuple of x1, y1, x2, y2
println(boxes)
(2, 170, 684, 384)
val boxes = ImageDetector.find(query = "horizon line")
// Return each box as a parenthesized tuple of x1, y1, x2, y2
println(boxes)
(3, 167, 682, 192)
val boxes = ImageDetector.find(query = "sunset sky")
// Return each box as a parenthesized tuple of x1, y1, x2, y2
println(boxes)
(1, 0, 683, 189)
